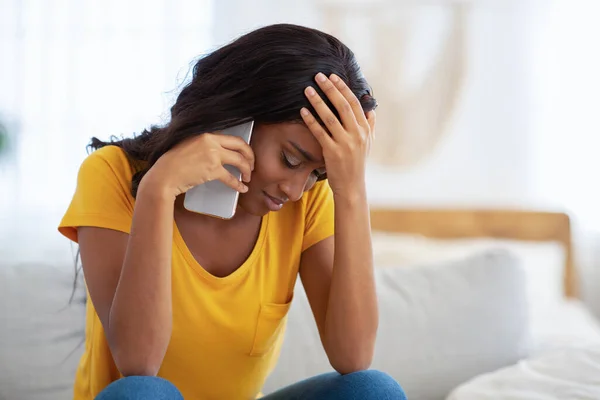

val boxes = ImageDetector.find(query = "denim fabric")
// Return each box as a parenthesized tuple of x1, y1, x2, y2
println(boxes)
(262, 370, 407, 400)
(95, 370, 407, 400)
(95, 376, 183, 400)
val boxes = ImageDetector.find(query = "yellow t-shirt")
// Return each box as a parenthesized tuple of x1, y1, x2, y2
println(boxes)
(58, 145, 335, 400)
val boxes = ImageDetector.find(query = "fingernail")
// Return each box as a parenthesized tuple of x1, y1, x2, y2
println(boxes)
(330, 74, 339, 83)
(241, 184, 248, 193)
(300, 107, 310, 116)
(316, 72, 327, 82)
(305, 86, 316, 96)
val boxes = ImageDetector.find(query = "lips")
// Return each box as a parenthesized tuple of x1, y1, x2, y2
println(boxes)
(267, 194, 284, 205)
(263, 191, 286, 211)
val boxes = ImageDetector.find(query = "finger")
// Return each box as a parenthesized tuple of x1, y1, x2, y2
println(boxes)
(313, 72, 359, 131)
(214, 134, 255, 170)
(300, 107, 335, 148)
(366, 110, 376, 138)
(329, 73, 370, 130)
(220, 149, 253, 183)
(217, 166, 249, 193)
(304, 85, 345, 139)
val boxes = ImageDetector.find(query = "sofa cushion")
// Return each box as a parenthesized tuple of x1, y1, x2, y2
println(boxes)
(263, 249, 531, 400)
(447, 344, 600, 400)
(0, 258, 86, 399)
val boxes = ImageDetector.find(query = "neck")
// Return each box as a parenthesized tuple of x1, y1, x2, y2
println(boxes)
(174, 194, 257, 228)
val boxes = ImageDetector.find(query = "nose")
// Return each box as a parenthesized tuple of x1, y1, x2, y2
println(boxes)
(280, 172, 313, 203)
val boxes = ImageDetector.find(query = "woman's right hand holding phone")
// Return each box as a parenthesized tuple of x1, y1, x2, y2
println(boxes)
(142, 132, 255, 200)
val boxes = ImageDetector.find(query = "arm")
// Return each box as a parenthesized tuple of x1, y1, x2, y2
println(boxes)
(77, 133, 254, 377)
(78, 177, 175, 376)
(299, 71, 379, 374)
(299, 190, 377, 374)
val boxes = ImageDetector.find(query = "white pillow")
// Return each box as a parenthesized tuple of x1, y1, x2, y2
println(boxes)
(529, 298, 600, 356)
(0, 209, 86, 399)
(264, 250, 531, 400)
(0, 260, 86, 400)
(371, 231, 565, 314)
(447, 344, 600, 400)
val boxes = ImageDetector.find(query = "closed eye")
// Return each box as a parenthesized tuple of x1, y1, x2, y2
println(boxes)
(281, 152, 301, 169)
(282, 151, 327, 181)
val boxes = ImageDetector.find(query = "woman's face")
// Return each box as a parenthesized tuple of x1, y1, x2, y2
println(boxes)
(237, 122, 327, 216)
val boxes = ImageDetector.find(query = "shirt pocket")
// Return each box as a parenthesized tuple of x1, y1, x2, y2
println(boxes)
(249, 300, 292, 357)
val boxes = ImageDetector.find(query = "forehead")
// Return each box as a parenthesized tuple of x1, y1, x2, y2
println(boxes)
(256, 122, 322, 152)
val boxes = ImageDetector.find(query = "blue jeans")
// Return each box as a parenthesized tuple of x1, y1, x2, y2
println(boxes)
(95, 370, 407, 400)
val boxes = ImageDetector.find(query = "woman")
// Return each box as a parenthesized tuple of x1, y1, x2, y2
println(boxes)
(58, 23, 406, 400)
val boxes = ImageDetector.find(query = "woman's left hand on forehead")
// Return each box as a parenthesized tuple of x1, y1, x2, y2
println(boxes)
(300, 72, 376, 197)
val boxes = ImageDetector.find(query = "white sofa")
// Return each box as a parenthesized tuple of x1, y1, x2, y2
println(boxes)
(264, 250, 530, 399)
(0, 209, 534, 400)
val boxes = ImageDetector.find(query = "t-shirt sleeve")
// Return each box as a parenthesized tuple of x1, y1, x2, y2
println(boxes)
(302, 181, 335, 252)
(58, 147, 135, 243)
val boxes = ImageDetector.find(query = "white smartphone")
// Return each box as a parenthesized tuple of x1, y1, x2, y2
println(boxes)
(183, 120, 254, 219)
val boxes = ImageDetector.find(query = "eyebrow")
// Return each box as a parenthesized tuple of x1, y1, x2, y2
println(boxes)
(288, 141, 324, 164)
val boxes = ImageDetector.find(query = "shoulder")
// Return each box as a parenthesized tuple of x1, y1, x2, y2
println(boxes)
(282, 181, 334, 227)
(78, 145, 139, 184)
(73, 145, 140, 207)
(59, 145, 138, 242)
(267, 181, 334, 253)
(300, 181, 334, 211)
(81, 145, 133, 173)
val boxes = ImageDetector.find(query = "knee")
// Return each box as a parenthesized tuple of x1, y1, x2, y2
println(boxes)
(343, 370, 407, 400)
(95, 376, 183, 400)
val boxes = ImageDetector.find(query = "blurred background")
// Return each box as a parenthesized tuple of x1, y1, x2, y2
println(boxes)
(2, 0, 600, 398)
(2, 0, 600, 312)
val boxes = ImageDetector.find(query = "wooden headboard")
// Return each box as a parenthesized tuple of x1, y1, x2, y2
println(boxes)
(369, 208, 577, 298)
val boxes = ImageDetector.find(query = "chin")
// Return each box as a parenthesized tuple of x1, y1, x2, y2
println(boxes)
(237, 195, 269, 217)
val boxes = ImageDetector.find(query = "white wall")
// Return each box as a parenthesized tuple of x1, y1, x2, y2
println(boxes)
(369, 2, 538, 207)
(212, 1, 543, 209)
